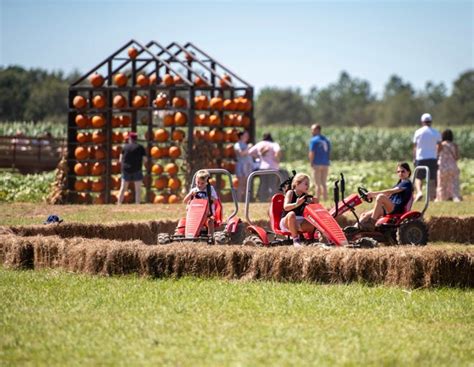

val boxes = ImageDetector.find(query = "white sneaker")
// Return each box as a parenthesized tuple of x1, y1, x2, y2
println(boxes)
(293, 240, 303, 247)
(414, 192, 423, 202)
(453, 197, 462, 202)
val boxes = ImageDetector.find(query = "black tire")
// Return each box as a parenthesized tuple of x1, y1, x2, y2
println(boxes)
(230, 222, 247, 244)
(396, 219, 428, 246)
(243, 235, 263, 247)
(214, 231, 231, 245)
(352, 237, 379, 249)
(157, 233, 171, 245)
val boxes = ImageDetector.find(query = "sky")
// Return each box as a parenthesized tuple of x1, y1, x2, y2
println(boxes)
(0, 0, 472, 96)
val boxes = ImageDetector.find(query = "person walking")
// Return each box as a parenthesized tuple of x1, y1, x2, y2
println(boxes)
(118, 132, 147, 204)
(308, 124, 331, 201)
(412, 113, 441, 202)
(436, 129, 462, 202)
(234, 130, 254, 202)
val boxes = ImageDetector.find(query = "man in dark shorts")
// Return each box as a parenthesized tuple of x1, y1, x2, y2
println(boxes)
(118, 132, 147, 204)
(412, 113, 441, 201)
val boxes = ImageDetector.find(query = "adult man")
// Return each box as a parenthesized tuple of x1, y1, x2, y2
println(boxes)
(413, 113, 441, 201)
(308, 124, 331, 200)
(118, 132, 147, 204)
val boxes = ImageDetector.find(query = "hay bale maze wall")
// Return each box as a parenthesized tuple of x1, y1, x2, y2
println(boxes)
(1, 234, 472, 288)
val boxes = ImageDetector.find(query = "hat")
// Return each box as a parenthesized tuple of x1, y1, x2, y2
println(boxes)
(44, 215, 63, 225)
(420, 113, 432, 123)
(128, 131, 138, 139)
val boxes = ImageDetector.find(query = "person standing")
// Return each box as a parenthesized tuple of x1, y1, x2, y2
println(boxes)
(412, 113, 441, 201)
(308, 124, 331, 201)
(118, 132, 147, 204)
(436, 129, 462, 202)
(248, 133, 281, 201)
(234, 130, 254, 202)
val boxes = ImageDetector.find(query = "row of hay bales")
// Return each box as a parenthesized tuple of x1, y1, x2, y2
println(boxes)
(0, 234, 472, 288)
(6, 216, 474, 244)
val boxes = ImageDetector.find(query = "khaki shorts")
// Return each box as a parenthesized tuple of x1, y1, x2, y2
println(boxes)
(312, 165, 329, 186)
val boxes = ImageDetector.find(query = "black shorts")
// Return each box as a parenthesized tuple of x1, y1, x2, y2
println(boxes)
(415, 159, 437, 180)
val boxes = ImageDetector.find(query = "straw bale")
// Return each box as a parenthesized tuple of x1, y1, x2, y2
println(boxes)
(427, 216, 474, 243)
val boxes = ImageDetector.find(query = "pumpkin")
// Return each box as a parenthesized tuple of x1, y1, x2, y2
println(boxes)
(209, 114, 221, 126)
(93, 147, 106, 160)
(91, 115, 106, 128)
(210, 97, 223, 111)
(111, 131, 122, 143)
(123, 191, 132, 203)
(154, 93, 167, 109)
(120, 115, 131, 127)
(111, 161, 121, 174)
(90, 162, 105, 176)
(171, 129, 185, 141)
(128, 47, 138, 59)
(220, 73, 232, 88)
(168, 146, 181, 159)
(76, 193, 91, 204)
(74, 146, 89, 160)
(74, 163, 88, 176)
(149, 73, 157, 85)
(232, 177, 239, 189)
(223, 99, 235, 110)
(74, 179, 89, 191)
(150, 146, 162, 159)
(111, 177, 121, 190)
(173, 75, 183, 85)
(90, 73, 104, 88)
(154, 176, 167, 190)
(195, 113, 209, 126)
(75, 114, 89, 128)
(153, 194, 167, 204)
(92, 94, 106, 109)
(151, 164, 163, 175)
(160, 146, 169, 157)
(132, 95, 146, 108)
(172, 96, 187, 108)
(185, 52, 194, 61)
(168, 194, 180, 204)
(209, 129, 224, 142)
(241, 98, 252, 111)
(76, 132, 91, 144)
(73, 96, 87, 109)
(93, 194, 106, 205)
(194, 76, 208, 87)
(91, 180, 105, 192)
(162, 74, 174, 86)
(223, 114, 232, 127)
(224, 144, 235, 158)
(163, 113, 174, 126)
(111, 145, 121, 158)
(194, 95, 209, 110)
(164, 163, 178, 176)
(114, 73, 128, 87)
(168, 177, 181, 190)
(113, 95, 127, 108)
(174, 112, 187, 126)
(154, 128, 169, 142)
(136, 74, 149, 87)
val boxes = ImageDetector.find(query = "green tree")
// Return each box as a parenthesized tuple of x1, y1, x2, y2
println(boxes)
(443, 70, 474, 125)
(0, 66, 31, 120)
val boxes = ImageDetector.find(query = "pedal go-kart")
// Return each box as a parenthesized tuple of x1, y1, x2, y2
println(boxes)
(157, 168, 245, 245)
(242, 170, 376, 248)
(330, 166, 430, 246)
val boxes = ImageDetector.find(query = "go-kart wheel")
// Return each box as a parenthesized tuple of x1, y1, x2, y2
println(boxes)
(396, 219, 428, 246)
(157, 233, 171, 245)
(243, 235, 263, 247)
(214, 231, 231, 245)
(230, 222, 247, 244)
(358, 187, 372, 203)
(352, 237, 379, 249)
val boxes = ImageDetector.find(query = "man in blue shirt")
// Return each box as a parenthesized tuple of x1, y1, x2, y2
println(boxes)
(308, 124, 331, 200)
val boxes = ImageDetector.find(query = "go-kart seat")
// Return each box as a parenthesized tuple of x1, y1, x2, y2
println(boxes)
(376, 194, 418, 226)
(270, 193, 292, 236)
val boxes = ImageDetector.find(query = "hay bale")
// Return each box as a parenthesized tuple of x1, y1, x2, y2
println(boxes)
(427, 217, 474, 243)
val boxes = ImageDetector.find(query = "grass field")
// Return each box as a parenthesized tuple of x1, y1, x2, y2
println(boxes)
(1, 267, 473, 366)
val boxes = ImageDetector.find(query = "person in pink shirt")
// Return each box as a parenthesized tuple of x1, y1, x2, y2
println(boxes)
(249, 133, 281, 201)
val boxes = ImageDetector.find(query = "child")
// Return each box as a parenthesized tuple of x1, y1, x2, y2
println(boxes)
(280, 173, 319, 247)
(183, 169, 219, 235)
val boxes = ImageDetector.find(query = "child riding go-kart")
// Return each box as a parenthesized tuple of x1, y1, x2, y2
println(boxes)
(157, 168, 244, 245)
(242, 169, 376, 248)
(330, 166, 430, 246)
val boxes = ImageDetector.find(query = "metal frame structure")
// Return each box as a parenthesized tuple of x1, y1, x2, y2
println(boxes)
(67, 39, 255, 204)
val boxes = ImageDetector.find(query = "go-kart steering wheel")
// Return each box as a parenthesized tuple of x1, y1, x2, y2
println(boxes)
(358, 187, 373, 203)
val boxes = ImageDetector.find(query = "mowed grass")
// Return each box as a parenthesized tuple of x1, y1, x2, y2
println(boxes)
(1, 267, 472, 366)
(1, 197, 473, 226)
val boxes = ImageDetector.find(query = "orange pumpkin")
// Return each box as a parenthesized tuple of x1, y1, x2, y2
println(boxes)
(111, 145, 122, 158)
(136, 74, 149, 87)
(128, 47, 138, 59)
(74, 163, 88, 176)
(76, 132, 90, 144)
(168, 177, 181, 190)
(162, 73, 174, 86)
(132, 95, 146, 108)
(210, 97, 223, 111)
(92, 131, 105, 144)
(153, 194, 167, 204)
(90, 162, 105, 176)
(220, 73, 232, 88)
(209, 129, 224, 142)
(92, 94, 106, 109)
(172, 96, 187, 108)
(73, 96, 87, 109)
(209, 114, 221, 126)
(75, 114, 89, 128)
(150, 146, 162, 159)
(168, 194, 180, 204)
(232, 177, 239, 189)
(93, 194, 106, 205)
(91, 115, 105, 128)
(90, 73, 104, 88)
(91, 180, 105, 192)
(76, 193, 91, 204)
(154, 128, 169, 142)
(173, 75, 183, 85)
(111, 176, 121, 190)
(151, 164, 163, 175)
(194, 76, 208, 87)
(195, 113, 209, 126)
(154, 93, 167, 109)
(120, 115, 131, 127)
(74, 146, 89, 160)
(194, 95, 209, 110)
(113, 95, 127, 108)
(114, 73, 128, 87)
(174, 112, 187, 126)
(171, 129, 185, 141)
(111, 131, 122, 143)
(223, 99, 235, 110)
(163, 113, 174, 126)
(149, 73, 157, 85)
(165, 163, 178, 176)
(111, 161, 121, 174)
(224, 144, 235, 158)
(74, 179, 89, 191)
(154, 176, 167, 190)
(168, 146, 181, 159)
(93, 147, 106, 160)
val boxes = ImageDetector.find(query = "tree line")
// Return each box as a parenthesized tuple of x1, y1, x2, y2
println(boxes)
(0, 65, 472, 126)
